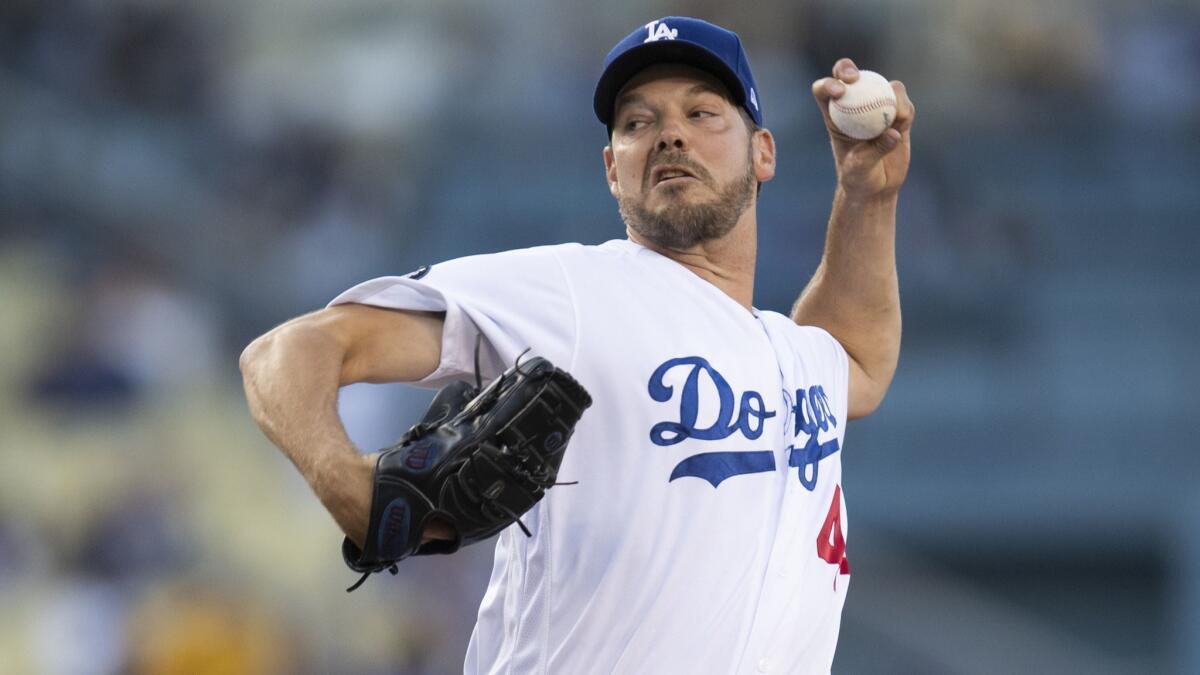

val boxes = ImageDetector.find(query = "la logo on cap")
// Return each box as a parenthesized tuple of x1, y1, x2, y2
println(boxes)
(643, 19, 678, 43)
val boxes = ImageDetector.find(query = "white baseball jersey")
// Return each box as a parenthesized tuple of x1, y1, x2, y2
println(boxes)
(329, 239, 851, 675)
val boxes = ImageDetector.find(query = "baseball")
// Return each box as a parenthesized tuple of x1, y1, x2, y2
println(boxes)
(828, 70, 897, 140)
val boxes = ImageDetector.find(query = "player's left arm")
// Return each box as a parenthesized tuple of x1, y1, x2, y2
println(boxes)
(790, 58, 916, 419)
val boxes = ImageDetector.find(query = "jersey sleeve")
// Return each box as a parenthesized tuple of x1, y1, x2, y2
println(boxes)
(758, 311, 851, 439)
(327, 246, 577, 388)
(801, 325, 850, 430)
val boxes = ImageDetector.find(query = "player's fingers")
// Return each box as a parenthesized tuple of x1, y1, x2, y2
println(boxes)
(421, 516, 456, 543)
(873, 127, 903, 153)
(832, 58, 859, 83)
(890, 81, 916, 132)
(810, 78, 852, 139)
(811, 77, 846, 104)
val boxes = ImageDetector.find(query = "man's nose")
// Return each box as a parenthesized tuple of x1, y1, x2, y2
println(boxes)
(656, 118, 688, 152)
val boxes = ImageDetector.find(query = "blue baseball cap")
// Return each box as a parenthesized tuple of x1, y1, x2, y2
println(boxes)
(594, 17, 762, 133)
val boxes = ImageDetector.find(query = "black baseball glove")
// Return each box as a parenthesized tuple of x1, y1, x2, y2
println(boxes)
(343, 354, 591, 591)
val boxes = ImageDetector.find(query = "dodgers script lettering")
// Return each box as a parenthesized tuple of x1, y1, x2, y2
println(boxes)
(648, 356, 776, 446)
(648, 356, 840, 489)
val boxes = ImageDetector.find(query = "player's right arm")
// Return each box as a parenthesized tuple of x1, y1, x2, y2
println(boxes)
(239, 304, 444, 547)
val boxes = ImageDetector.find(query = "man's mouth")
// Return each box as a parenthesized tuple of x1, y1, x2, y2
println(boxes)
(652, 165, 699, 186)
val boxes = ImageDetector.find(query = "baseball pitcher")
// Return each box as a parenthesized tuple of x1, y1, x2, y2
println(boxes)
(241, 15, 914, 674)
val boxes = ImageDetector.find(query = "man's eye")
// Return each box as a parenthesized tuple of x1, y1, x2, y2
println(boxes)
(625, 119, 647, 131)
(691, 110, 715, 118)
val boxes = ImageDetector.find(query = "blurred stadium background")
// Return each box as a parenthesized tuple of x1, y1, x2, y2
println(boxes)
(1, 0, 1198, 673)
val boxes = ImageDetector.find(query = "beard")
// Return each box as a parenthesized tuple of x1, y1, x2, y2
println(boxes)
(617, 146, 757, 250)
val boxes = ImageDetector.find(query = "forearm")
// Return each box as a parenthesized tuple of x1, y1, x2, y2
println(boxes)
(240, 322, 372, 545)
(792, 188, 901, 390)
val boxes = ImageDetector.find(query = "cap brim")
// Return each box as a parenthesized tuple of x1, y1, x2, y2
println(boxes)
(593, 40, 747, 128)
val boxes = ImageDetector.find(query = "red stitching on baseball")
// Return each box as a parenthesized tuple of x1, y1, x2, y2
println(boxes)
(832, 97, 894, 115)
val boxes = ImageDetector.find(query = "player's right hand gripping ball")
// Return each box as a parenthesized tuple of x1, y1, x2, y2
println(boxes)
(342, 356, 592, 590)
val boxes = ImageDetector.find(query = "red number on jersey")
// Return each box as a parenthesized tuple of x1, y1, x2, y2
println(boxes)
(816, 484, 851, 585)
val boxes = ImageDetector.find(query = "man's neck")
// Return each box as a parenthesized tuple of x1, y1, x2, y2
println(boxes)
(628, 214, 757, 310)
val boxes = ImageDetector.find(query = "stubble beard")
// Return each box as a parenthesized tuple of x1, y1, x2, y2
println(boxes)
(618, 146, 757, 251)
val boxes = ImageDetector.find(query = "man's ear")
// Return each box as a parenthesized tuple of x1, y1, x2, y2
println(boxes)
(752, 128, 777, 184)
(603, 145, 620, 199)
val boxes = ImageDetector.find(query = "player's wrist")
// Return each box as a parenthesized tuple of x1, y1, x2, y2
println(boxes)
(313, 450, 376, 546)
(834, 183, 900, 207)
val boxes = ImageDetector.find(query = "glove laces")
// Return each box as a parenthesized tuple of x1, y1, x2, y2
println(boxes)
(346, 562, 398, 593)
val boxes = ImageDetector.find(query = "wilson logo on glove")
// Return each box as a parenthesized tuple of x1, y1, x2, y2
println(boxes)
(401, 440, 436, 471)
(377, 499, 411, 556)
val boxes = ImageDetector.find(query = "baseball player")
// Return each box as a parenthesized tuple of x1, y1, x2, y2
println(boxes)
(241, 16, 913, 675)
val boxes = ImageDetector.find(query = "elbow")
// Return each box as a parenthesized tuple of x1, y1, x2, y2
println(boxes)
(848, 329, 901, 420)
(847, 383, 886, 420)
(238, 334, 277, 421)
(848, 380, 890, 419)
(239, 332, 273, 381)
(846, 357, 898, 420)
(239, 314, 348, 386)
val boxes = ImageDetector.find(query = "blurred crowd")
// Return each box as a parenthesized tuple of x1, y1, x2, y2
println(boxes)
(1, 0, 1198, 673)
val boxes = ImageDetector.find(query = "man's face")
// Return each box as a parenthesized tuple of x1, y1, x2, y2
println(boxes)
(603, 64, 774, 250)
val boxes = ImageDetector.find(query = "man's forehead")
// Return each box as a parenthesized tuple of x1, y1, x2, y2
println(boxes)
(614, 64, 734, 110)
